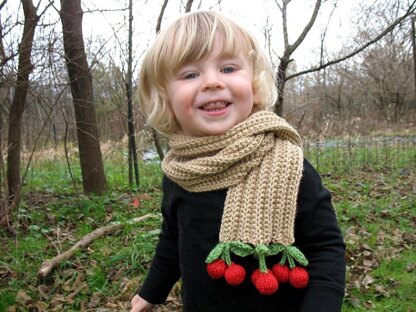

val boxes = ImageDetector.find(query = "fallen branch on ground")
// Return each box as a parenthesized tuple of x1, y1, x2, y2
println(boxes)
(37, 213, 158, 279)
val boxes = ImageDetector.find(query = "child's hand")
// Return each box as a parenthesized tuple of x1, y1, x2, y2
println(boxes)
(130, 294, 154, 312)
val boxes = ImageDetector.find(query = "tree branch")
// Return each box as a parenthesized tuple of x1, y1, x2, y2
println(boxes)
(319, 0, 338, 66)
(274, 0, 282, 12)
(37, 213, 158, 279)
(288, 0, 321, 55)
(287, 0, 416, 80)
(156, 0, 169, 34)
(185, 0, 193, 12)
(280, 0, 289, 48)
(0, 0, 7, 12)
(83, 8, 127, 13)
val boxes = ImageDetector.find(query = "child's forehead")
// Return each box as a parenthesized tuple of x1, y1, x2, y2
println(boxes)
(153, 12, 256, 81)
(170, 32, 252, 71)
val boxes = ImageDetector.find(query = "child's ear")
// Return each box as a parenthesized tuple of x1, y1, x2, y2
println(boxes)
(253, 88, 260, 106)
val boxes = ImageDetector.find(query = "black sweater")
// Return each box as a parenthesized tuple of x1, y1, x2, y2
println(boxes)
(138, 159, 346, 312)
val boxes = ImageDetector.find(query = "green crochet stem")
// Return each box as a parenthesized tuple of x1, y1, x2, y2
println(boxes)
(206, 241, 255, 266)
(255, 245, 269, 273)
(206, 241, 308, 270)
(279, 253, 287, 265)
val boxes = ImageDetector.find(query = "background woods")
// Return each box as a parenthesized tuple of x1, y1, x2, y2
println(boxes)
(0, 0, 415, 311)
(0, 1, 414, 158)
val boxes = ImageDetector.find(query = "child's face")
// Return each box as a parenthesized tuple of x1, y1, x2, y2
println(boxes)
(166, 37, 256, 137)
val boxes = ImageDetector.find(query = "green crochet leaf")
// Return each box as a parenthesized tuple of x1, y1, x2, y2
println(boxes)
(205, 243, 225, 263)
(229, 241, 254, 257)
(286, 246, 309, 266)
(268, 243, 285, 256)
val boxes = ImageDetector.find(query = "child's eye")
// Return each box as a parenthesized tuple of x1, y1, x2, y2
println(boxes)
(221, 66, 236, 74)
(183, 72, 199, 80)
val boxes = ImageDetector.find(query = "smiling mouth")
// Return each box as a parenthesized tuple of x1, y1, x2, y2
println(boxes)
(200, 101, 231, 111)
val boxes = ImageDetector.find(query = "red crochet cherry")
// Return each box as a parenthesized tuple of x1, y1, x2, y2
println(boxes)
(272, 264, 290, 284)
(251, 268, 274, 284)
(251, 268, 262, 284)
(289, 267, 309, 289)
(207, 259, 227, 279)
(224, 263, 246, 286)
(254, 271, 279, 295)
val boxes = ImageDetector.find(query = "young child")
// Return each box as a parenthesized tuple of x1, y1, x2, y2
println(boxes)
(130, 11, 345, 312)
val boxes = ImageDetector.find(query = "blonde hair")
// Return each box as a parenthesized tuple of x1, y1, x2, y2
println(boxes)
(138, 11, 277, 136)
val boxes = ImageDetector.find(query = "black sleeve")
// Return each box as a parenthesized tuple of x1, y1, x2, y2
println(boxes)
(295, 159, 346, 312)
(138, 176, 181, 304)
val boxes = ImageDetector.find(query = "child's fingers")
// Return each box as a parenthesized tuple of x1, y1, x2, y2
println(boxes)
(130, 294, 154, 312)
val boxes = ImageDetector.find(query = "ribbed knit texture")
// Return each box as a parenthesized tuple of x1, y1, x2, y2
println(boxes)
(162, 111, 303, 246)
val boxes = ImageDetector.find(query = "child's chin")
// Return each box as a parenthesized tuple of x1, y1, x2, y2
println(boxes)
(204, 125, 235, 136)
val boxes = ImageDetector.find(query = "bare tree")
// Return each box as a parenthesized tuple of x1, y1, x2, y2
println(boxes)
(287, 1, 416, 81)
(0, 2, 11, 200)
(0, 1, 19, 68)
(274, 0, 416, 116)
(411, 15, 416, 106)
(149, 0, 170, 162)
(60, 0, 106, 194)
(293, 0, 415, 134)
(5, 0, 38, 207)
(126, 0, 139, 189)
(360, 30, 412, 121)
(274, 0, 322, 116)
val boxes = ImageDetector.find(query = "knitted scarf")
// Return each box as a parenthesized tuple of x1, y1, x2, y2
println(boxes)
(162, 111, 309, 294)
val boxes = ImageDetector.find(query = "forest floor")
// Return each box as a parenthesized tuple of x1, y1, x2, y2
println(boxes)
(0, 138, 415, 312)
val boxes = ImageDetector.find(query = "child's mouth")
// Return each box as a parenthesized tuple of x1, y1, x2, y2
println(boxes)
(200, 101, 231, 112)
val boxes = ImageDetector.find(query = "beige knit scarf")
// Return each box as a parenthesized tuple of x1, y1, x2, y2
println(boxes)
(162, 110, 308, 275)
(162, 111, 308, 295)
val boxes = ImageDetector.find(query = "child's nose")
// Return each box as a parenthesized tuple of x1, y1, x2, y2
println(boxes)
(202, 72, 225, 90)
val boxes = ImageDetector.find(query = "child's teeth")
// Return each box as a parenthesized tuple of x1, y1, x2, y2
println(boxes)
(203, 101, 227, 110)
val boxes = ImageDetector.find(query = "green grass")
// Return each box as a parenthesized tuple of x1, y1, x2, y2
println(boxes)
(316, 160, 415, 312)
(304, 136, 415, 174)
(1, 154, 164, 311)
(344, 250, 415, 312)
(0, 141, 415, 311)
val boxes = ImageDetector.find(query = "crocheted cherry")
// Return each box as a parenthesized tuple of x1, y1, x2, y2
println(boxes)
(251, 268, 274, 284)
(207, 259, 227, 279)
(224, 263, 246, 286)
(289, 267, 309, 289)
(254, 270, 279, 295)
(251, 268, 262, 284)
(272, 264, 290, 284)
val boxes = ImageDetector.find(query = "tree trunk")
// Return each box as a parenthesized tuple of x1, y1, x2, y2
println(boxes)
(60, 0, 106, 194)
(0, 106, 3, 198)
(127, 0, 139, 189)
(6, 0, 37, 203)
(411, 15, 416, 108)
(150, 0, 171, 162)
(273, 0, 322, 115)
(274, 55, 290, 116)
